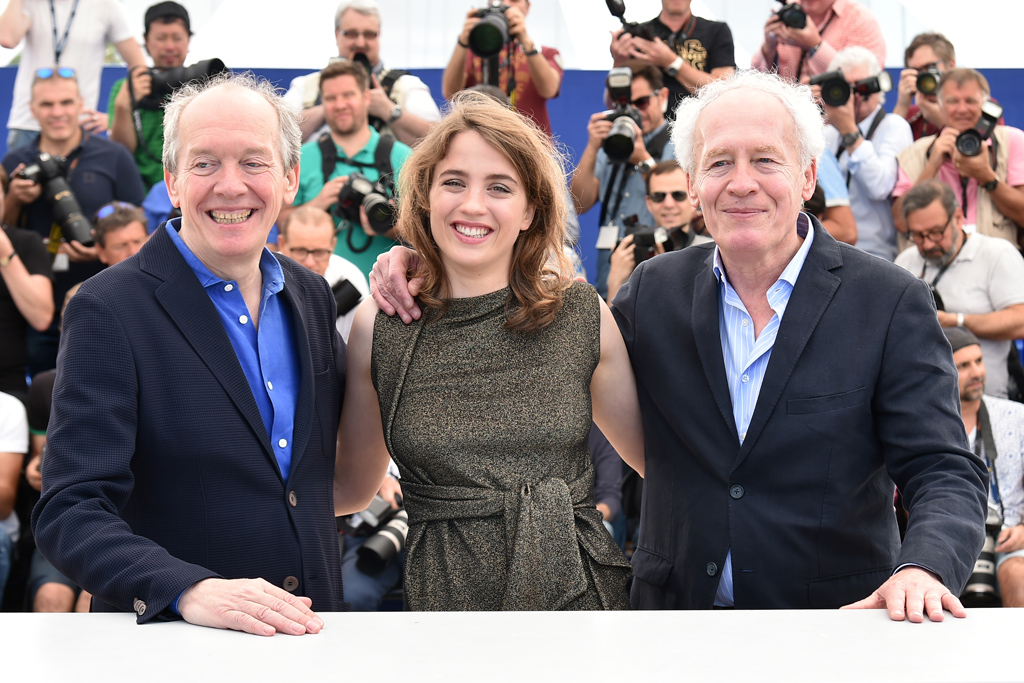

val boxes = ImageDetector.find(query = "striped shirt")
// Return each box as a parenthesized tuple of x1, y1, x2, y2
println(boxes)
(711, 214, 815, 606)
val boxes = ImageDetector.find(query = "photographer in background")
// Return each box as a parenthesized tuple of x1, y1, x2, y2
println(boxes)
(93, 202, 149, 267)
(609, 0, 735, 117)
(945, 327, 1024, 607)
(892, 69, 1024, 249)
(286, 0, 440, 147)
(894, 33, 956, 141)
(0, 0, 146, 151)
(753, 0, 884, 85)
(0, 69, 144, 373)
(569, 61, 674, 299)
(107, 2, 192, 189)
(606, 160, 710, 303)
(818, 47, 912, 262)
(282, 59, 410, 278)
(442, 0, 562, 135)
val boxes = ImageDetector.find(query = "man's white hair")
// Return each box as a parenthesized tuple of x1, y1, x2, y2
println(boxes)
(828, 46, 886, 106)
(335, 0, 380, 31)
(671, 69, 826, 177)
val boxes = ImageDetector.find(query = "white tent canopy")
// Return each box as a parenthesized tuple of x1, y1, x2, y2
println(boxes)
(0, 0, 1020, 70)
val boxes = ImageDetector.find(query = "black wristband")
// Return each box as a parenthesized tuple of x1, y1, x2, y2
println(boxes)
(458, 38, 469, 49)
(523, 46, 539, 57)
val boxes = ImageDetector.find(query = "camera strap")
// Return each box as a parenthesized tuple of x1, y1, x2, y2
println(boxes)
(318, 133, 396, 254)
(367, 69, 410, 132)
(975, 400, 1004, 516)
(918, 230, 967, 291)
(125, 74, 165, 167)
(598, 125, 671, 229)
(791, 13, 835, 82)
(49, 0, 81, 65)
(837, 108, 887, 187)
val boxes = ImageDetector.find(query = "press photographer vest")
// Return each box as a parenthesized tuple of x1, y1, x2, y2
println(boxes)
(897, 126, 1017, 246)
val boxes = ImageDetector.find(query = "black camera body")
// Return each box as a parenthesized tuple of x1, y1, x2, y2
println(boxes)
(605, 0, 656, 40)
(351, 494, 409, 576)
(16, 153, 93, 246)
(334, 173, 396, 235)
(961, 507, 1003, 607)
(956, 101, 1003, 157)
(775, 1, 807, 29)
(810, 69, 891, 107)
(602, 67, 643, 164)
(916, 65, 943, 96)
(469, 1, 510, 58)
(135, 59, 227, 110)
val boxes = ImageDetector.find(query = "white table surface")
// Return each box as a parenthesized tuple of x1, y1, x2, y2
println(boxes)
(5, 608, 1022, 682)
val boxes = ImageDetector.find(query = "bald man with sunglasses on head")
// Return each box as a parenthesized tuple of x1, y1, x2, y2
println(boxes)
(570, 60, 677, 299)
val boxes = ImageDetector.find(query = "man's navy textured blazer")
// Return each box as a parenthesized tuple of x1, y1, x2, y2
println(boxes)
(613, 218, 989, 610)
(32, 224, 346, 621)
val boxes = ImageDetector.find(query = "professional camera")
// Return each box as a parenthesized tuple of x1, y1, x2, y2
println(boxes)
(135, 59, 227, 110)
(602, 67, 643, 164)
(353, 494, 409, 576)
(333, 173, 396, 235)
(809, 69, 892, 107)
(469, 1, 510, 59)
(916, 65, 943, 96)
(774, 0, 807, 29)
(332, 278, 363, 317)
(16, 153, 93, 245)
(961, 505, 1003, 607)
(956, 101, 1003, 157)
(605, 0, 656, 41)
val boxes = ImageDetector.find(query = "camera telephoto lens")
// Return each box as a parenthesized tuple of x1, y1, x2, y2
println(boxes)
(469, 9, 509, 58)
(603, 116, 637, 164)
(916, 67, 941, 96)
(956, 130, 984, 157)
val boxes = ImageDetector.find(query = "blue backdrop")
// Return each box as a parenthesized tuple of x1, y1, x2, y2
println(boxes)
(2, 65, 1021, 284)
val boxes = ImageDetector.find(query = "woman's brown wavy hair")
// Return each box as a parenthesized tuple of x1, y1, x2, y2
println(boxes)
(395, 90, 572, 333)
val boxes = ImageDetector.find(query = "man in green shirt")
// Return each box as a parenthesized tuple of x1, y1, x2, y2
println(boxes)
(107, 2, 191, 189)
(283, 59, 411, 277)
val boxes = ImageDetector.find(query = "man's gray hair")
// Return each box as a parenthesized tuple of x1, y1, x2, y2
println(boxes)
(162, 71, 302, 176)
(671, 70, 825, 177)
(828, 46, 885, 106)
(335, 0, 380, 31)
(901, 178, 959, 222)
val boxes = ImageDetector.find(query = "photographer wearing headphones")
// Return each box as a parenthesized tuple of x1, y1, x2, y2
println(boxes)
(569, 61, 674, 299)
(107, 2, 191, 189)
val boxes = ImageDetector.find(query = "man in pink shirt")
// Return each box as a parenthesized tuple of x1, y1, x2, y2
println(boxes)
(752, 0, 884, 84)
(892, 68, 1024, 250)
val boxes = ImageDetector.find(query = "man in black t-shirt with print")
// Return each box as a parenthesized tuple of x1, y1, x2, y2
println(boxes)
(610, 0, 735, 118)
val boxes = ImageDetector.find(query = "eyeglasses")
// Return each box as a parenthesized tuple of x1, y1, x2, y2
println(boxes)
(648, 191, 686, 203)
(631, 94, 655, 110)
(95, 201, 135, 221)
(35, 67, 76, 80)
(340, 30, 379, 40)
(288, 247, 332, 262)
(907, 214, 953, 245)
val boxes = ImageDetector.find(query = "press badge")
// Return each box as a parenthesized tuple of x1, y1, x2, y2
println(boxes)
(595, 224, 619, 250)
(52, 252, 70, 272)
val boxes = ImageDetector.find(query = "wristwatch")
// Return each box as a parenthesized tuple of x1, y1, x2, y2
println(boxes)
(957, 312, 965, 328)
(665, 56, 684, 78)
(982, 178, 999, 192)
(388, 105, 403, 123)
(841, 130, 862, 148)
(636, 157, 656, 175)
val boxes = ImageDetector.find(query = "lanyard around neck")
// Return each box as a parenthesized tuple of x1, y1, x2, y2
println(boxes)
(50, 0, 82, 65)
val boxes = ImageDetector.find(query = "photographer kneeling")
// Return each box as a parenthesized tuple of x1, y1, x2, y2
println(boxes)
(1, 67, 144, 372)
(569, 60, 675, 299)
(339, 467, 406, 611)
(606, 160, 710, 303)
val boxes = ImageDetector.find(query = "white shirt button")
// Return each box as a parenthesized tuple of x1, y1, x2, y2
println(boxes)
(775, 287, 782, 294)
(239, 315, 248, 325)
(267, 381, 273, 391)
(740, 431, 747, 440)
(741, 318, 749, 328)
(741, 374, 749, 383)
(278, 438, 287, 448)
(224, 284, 233, 292)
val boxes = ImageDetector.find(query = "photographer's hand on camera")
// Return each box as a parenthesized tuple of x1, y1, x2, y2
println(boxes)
(609, 29, 635, 67)
(996, 525, 1024, 554)
(8, 164, 41, 205)
(379, 475, 402, 510)
(953, 147, 998, 187)
(818, 89, 862, 154)
(366, 74, 398, 122)
(762, 13, 821, 53)
(608, 234, 663, 304)
(313, 175, 350, 212)
(893, 68, 918, 119)
(585, 112, 613, 151)
(627, 122, 654, 166)
(59, 239, 98, 263)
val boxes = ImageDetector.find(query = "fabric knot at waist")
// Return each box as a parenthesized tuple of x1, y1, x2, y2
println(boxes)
(401, 471, 596, 610)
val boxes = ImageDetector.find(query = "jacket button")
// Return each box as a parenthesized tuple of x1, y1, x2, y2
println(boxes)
(283, 576, 299, 592)
(730, 484, 745, 499)
(133, 598, 147, 616)
(288, 491, 298, 507)
(707, 562, 718, 577)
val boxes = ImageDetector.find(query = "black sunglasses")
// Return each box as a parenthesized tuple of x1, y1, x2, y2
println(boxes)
(648, 191, 686, 203)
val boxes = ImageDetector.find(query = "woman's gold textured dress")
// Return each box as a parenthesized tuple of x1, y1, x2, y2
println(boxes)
(371, 281, 632, 610)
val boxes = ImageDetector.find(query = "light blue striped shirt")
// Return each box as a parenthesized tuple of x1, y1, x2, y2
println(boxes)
(712, 213, 815, 607)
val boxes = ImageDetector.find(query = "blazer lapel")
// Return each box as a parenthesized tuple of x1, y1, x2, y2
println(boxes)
(278, 267, 313, 480)
(142, 227, 277, 468)
(736, 221, 843, 465)
(692, 250, 738, 442)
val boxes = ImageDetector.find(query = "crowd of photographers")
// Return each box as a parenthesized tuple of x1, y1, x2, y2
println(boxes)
(0, 0, 1023, 613)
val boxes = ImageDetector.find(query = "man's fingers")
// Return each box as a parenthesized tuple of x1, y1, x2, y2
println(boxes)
(839, 591, 885, 610)
(921, 591, 947, 622)
(902, 585, 922, 623)
(940, 592, 967, 619)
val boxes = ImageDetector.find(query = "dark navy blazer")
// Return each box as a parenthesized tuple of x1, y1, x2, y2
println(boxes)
(614, 218, 988, 610)
(32, 225, 346, 621)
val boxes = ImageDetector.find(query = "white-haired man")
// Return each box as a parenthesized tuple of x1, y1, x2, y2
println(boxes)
(285, 0, 440, 147)
(370, 70, 988, 619)
(819, 46, 912, 261)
